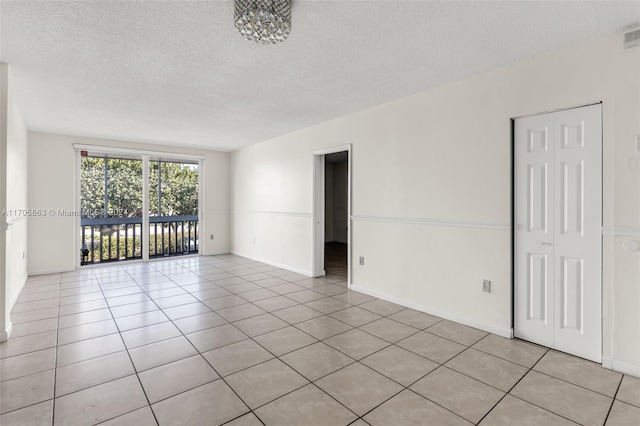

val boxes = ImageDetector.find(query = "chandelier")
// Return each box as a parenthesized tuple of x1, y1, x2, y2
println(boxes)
(234, 0, 292, 44)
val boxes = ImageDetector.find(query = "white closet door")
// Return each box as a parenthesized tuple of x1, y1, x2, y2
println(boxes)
(515, 104, 602, 363)
(515, 112, 555, 349)
(551, 105, 602, 362)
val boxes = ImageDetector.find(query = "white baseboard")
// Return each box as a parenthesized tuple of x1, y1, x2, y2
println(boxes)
(602, 356, 640, 378)
(28, 267, 74, 276)
(202, 249, 231, 256)
(0, 322, 13, 342)
(351, 284, 513, 338)
(8, 273, 28, 312)
(230, 251, 312, 277)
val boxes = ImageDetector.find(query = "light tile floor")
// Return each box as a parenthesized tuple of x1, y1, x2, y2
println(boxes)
(1, 254, 639, 425)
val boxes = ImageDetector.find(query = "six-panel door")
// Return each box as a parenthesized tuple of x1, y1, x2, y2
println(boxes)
(515, 104, 602, 363)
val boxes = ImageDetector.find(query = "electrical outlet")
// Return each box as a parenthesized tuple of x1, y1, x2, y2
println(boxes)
(253, 238, 256, 244)
(482, 279, 491, 293)
(210, 234, 214, 240)
(359, 256, 364, 265)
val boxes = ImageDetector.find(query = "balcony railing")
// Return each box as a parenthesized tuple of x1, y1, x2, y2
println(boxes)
(80, 215, 198, 265)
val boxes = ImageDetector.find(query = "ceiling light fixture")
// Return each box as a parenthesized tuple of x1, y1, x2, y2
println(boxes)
(234, 0, 292, 44)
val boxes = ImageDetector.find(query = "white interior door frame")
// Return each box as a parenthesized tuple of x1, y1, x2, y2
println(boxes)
(313, 144, 352, 288)
(312, 154, 326, 278)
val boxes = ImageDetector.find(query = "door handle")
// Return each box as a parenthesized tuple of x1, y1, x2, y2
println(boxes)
(538, 241, 552, 246)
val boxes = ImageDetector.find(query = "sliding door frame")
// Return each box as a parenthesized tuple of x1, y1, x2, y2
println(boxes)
(74, 144, 204, 269)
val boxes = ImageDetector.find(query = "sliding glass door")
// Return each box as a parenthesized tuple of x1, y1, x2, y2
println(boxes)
(79, 152, 199, 265)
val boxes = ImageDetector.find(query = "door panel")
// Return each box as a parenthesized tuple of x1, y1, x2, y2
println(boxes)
(560, 256, 583, 331)
(515, 104, 601, 362)
(528, 164, 548, 233)
(560, 161, 584, 235)
(553, 104, 602, 362)
(515, 113, 555, 348)
(527, 252, 548, 323)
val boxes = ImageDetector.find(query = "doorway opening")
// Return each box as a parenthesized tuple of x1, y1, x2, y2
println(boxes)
(324, 152, 348, 281)
(313, 145, 351, 287)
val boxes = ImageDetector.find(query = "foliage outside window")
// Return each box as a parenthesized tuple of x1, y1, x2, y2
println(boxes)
(80, 157, 198, 218)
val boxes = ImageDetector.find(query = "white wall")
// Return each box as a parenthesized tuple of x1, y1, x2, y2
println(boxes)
(28, 132, 230, 275)
(0, 64, 8, 341)
(230, 136, 314, 274)
(6, 96, 29, 314)
(0, 64, 29, 341)
(230, 32, 640, 374)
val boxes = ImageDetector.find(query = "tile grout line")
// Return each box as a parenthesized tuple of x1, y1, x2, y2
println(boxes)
(599, 370, 624, 425)
(472, 349, 544, 425)
(7, 255, 630, 426)
(6, 260, 345, 422)
(530, 364, 623, 399)
(440, 346, 529, 392)
(470, 334, 548, 368)
(121, 262, 260, 425)
(346, 311, 508, 423)
(231, 297, 452, 423)
(218, 412, 266, 426)
(109, 255, 357, 423)
(92, 265, 162, 426)
(166, 259, 365, 424)
(504, 394, 583, 426)
(405, 363, 494, 424)
(474, 348, 589, 426)
(51, 272, 63, 426)
(0, 279, 62, 419)
(4, 261, 434, 422)
(339, 331, 540, 424)
(4, 267, 447, 424)
(186, 259, 333, 425)
(324, 306, 624, 423)
(0, 330, 57, 363)
(180, 284, 358, 424)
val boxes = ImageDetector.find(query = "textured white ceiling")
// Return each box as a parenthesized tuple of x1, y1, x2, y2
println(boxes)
(1, 1, 638, 151)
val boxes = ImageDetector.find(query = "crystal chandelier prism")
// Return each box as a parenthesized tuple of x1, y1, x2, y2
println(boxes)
(234, 0, 292, 44)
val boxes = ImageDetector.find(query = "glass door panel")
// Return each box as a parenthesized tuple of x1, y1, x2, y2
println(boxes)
(148, 159, 199, 258)
(80, 155, 143, 264)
